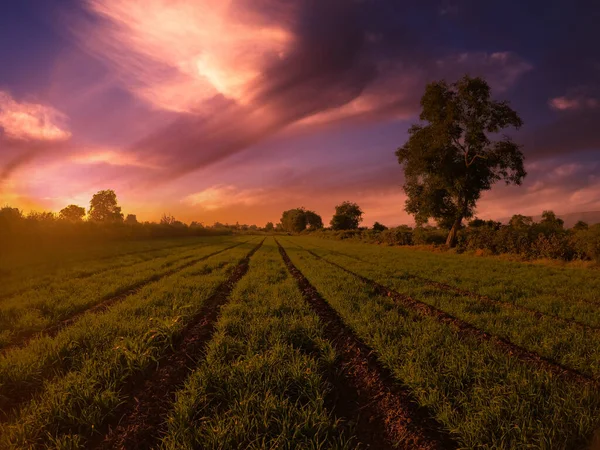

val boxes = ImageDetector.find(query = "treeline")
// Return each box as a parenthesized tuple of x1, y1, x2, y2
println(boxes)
(308, 210, 600, 263)
(0, 189, 257, 249)
(276, 202, 363, 232)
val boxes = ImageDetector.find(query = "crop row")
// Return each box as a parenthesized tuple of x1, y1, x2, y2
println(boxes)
(0, 236, 223, 299)
(0, 239, 259, 448)
(160, 238, 352, 449)
(280, 238, 600, 449)
(0, 237, 247, 350)
(300, 237, 600, 326)
(291, 238, 600, 380)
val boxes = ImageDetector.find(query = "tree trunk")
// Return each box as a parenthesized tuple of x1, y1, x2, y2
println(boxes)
(445, 216, 462, 248)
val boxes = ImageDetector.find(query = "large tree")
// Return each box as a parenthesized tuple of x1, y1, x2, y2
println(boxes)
(330, 201, 363, 230)
(396, 76, 526, 247)
(88, 190, 124, 223)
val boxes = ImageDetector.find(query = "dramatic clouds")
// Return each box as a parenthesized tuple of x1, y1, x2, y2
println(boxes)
(1, 0, 599, 224)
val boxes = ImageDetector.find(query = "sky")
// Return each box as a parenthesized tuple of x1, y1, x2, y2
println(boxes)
(1, 0, 599, 227)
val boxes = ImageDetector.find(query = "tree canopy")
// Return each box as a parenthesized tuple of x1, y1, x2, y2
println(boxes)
(330, 201, 363, 230)
(396, 75, 526, 247)
(59, 205, 86, 222)
(88, 190, 124, 223)
(280, 208, 323, 233)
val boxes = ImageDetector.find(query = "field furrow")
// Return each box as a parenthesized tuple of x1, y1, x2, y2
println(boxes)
(161, 238, 351, 450)
(276, 239, 454, 450)
(295, 239, 600, 379)
(301, 244, 594, 384)
(304, 238, 600, 325)
(0, 237, 223, 298)
(279, 238, 600, 449)
(95, 239, 264, 449)
(0, 239, 249, 350)
(0, 239, 258, 435)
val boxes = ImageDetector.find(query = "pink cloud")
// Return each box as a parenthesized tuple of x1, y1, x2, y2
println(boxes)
(75, 0, 295, 113)
(0, 91, 71, 142)
(549, 95, 599, 111)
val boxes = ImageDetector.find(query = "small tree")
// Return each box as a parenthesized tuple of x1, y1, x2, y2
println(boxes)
(280, 208, 323, 232)
(264, 222, 274, 232)
(372, 221, 388, 232)
(330, 201, 363, 230)
(88, 190, 124, 223)
(305, 210, 324, 230)
(281, 209, 307, 232)
(509, 214, 533, 230)
(573, 220, 589, 232)
(539, 210, 564, 229)
(160, 214, 177, 225)
(396, 75, 526, 247)
(59, 205, 86, 222)
(125, 214, 138, 224)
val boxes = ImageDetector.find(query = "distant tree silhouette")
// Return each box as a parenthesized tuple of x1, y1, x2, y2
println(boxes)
(305, 210, 323, 229)
(330, 201, 363, 230)
(509, 214, 533, 229)
(372, 221, 388, 232)
(280, 208, 323, 232)
(88, 190, 124, 223)
(281, 209, 307, 232)
(573, 220, 589, 231)
(59, 205, 86, 222)
(125, 214, 138, 224)
(396, 75, 526, 247)
(264, 222, 274, 232)
(0, 206, 23, 222)
(540, 210, 564, 229)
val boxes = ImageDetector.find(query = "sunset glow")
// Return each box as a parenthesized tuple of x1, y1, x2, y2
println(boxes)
(1, 0, 599, 225)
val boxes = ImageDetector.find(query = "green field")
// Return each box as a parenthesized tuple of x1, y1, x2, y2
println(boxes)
(1, 235, 599, 449)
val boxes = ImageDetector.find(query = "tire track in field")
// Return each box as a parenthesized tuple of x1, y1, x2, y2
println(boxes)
(1, 241, 251, 354)
(93, 239, 264, 450)
(276, 239, 454, 450)
(0, 240, 216, 302)
(298, 244, 597, 386)
(305, 242, 600, 331)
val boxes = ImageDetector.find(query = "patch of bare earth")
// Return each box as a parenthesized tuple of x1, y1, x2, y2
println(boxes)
(93, 239, 264, 450)
(276, 239, 454, 450)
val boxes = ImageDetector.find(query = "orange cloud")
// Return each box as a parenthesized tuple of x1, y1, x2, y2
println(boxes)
(182, 185, 266, 211)
(0, 91, 71, 142)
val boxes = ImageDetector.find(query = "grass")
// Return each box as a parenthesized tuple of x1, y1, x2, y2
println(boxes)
(161, 238, 351, 450)
(298, 236, 600, 327)
(0, 238, 245, 349)
(0, 236, 222, 298)
(291, 237, 600, 379)
(279, 237, 600, 449)
(0, 239, 258, 448)
(1, 234, 599, 449)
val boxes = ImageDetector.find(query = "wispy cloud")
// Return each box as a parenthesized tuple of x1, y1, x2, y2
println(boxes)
(0, 91, 71, 142)
(76, 0, 294, 113)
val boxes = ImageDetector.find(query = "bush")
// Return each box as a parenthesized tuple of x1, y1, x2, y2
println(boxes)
(573, 224, 600, 262)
